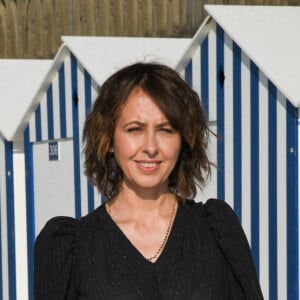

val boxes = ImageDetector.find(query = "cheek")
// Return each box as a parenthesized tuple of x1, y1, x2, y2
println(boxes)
(159, 137, 181, 160)
(113, 136, 141, 160)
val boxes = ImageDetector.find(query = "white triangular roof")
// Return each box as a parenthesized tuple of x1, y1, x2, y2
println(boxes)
(205, 5, 300, 108)
(0, 59, 52, 141)
(0, 37, 192, 141)
(61, 36, 191, 85)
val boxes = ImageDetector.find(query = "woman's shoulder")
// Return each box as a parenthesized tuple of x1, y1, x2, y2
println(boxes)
(187, 198, 263, 298)
(184, 198, 251, 266)
(203, 198, 241, 226)
(183, 199, 239, 219)
(184, 198, 245, 244)
(34, 204, 107, 299)
(35, 216, 79, 252)
(185, 197, 235, 211)
(35, 204, 106, 244)
(34, 216, 79, 299)
(184, 198, 238, 221)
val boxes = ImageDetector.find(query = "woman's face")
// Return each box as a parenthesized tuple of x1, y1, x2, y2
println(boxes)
(112, 88, 181, 194)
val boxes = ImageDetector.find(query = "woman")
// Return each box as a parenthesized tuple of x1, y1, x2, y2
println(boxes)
(34, 62, 263, 299)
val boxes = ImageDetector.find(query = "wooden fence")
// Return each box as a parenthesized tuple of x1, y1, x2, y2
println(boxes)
(0, 0, 299, 59)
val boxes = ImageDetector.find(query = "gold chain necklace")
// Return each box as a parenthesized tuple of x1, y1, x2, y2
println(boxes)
(106, 199, 177, 263)
(147, 199, 176, 262)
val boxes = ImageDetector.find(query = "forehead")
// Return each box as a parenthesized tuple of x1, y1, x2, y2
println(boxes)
(117, 88, 168, 122)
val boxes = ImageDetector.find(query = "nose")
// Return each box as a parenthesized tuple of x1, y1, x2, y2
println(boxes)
(142, 131, 158, 157)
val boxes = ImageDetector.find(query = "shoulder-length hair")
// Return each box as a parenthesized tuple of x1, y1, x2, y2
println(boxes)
(83, 62, 213, 202)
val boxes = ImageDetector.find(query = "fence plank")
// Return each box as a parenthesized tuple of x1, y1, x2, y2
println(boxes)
(5, 1, 18, 57)
(97, 0, 110, 36)
(0, 2, 7, 57)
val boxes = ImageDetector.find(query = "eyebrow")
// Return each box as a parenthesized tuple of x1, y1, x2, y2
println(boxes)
(156, 122, 172, 127)
(123, 121, 172, 127)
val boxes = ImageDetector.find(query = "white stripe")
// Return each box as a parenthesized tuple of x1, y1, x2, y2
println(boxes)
(91, 80, 100, 209)
(208, 21, 217, 122)
(206, 123, 218, 201)
(94, 186, 101, 209)
(258, 71, 269, 300)
(29, 114, 36, 143)
(276, 91, 287, 300)
(64, 53, 73, 138)
(91, 81, 99, 105)
(198, 46, 202, 100)
(40, 94, 48, 141)
(223, 33, 234, 209)
(13, 142, 29, 300)
(241, 53, 251, 243)
(77, 62, 88, 216)
(52, 73, 61, 139)
(181, 69, 185, 78)
(0, 137, 9, 300)
(192, 47, 201, 96)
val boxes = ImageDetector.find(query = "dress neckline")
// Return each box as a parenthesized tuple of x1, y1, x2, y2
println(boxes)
(101, 201, 183, 266)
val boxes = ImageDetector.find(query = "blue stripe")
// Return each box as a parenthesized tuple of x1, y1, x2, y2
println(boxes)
(216, 24, 225, 200)
(286, 101, 299, 300)
(59, 64, 67, 138)
(5, 141, 16, 300)
(71, 54, 82, 218)
(268, 81, 277, 300)
(35, 105, 42, 141)
(185, 59, 193, 87)
(201, 37, 209, 118)
(250, 62, 260, 274)
(24, 126, 35, 300)
(47, 85, 54, 140)
(84, 70, 92, 117)
(232, 42, 242, 221)
(84, 70, 95, 212)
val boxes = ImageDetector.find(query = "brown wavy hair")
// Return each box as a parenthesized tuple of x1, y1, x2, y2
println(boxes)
(83, 62, 213, 202)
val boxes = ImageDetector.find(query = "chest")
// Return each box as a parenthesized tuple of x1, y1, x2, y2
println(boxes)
(74, 220, 230, 300)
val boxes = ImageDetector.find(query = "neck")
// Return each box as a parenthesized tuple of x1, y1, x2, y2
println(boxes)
(107, 186, 177, 223)
(121, 178, 172, 201)
(117, 190, 175, 208)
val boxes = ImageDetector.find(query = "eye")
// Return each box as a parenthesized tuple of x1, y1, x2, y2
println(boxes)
(159, 127, 174, 134)
(127, 127, 142, 132)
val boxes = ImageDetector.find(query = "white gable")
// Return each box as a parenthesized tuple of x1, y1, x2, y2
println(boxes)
(61, 36, 191, 85)
(205, 5, 300, 108)
(0, 60, 52, 141)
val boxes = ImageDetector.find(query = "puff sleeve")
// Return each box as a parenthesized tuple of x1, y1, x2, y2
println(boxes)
(205, 199, 264, 300)
(34, 217, 79, 300)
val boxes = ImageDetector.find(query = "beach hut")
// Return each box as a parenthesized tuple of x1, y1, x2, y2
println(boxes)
(22, 36, 190, 299)
(176, 5, 300, 300)
(0, 59, 52, 300)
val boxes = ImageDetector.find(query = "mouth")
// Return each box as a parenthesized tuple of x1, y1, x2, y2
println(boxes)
(135, 160, 161, 171)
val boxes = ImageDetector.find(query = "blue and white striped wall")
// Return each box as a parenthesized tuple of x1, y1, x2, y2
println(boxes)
(181, 21, 299, 300)
(24, 49, 102, 299)
(0, 136, 28, 300)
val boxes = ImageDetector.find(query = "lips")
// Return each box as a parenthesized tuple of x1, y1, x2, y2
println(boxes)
(135, 160, 161, 171)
